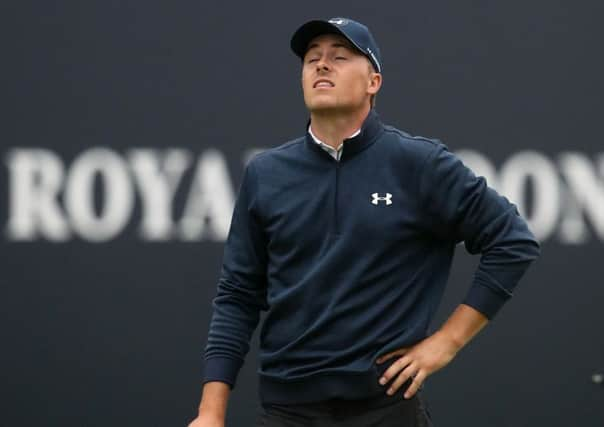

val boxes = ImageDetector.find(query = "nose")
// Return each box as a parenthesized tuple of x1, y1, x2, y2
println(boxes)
(316, 56, 330, 72)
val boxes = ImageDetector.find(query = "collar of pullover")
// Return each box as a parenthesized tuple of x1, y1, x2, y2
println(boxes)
(305, 108, 384, 161)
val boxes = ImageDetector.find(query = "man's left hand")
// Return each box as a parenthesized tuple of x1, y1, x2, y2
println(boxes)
(375, 330, 460, 399)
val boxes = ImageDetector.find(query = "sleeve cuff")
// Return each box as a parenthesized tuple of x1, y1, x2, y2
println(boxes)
(461, 280, 511, 320)
(202, 357, 243, 389)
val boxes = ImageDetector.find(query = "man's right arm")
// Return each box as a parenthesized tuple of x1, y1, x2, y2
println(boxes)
(190, 159, 268, 424)
(188, 382, 230, 427)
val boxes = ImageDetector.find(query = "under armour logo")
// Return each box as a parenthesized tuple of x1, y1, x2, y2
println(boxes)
(371, 192, 392, 205)
(328, 18, 348, 25)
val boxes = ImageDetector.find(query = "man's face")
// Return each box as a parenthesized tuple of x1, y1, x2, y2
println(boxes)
(301, 33, 381, 113)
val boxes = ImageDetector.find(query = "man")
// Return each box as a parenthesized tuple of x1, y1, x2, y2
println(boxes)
(189, 17, 541, 427)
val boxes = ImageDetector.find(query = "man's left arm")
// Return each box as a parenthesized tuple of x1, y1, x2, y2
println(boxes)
(377, 142, 541, 398)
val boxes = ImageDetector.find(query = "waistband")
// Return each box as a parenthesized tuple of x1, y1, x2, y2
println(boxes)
(258, 360, 417, 406)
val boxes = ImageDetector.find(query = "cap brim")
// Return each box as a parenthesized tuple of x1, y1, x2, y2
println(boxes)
(290, 20, 348, 59)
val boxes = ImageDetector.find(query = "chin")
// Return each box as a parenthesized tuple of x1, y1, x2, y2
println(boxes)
(306, 98, 346, 113)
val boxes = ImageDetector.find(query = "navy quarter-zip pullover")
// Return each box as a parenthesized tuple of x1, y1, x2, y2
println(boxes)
(202, 109, 541, 404)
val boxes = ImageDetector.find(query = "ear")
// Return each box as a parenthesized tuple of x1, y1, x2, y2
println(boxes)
(368, 72, 382, 96)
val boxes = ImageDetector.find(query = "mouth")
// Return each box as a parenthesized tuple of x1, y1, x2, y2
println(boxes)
(313, 79, 335, 88)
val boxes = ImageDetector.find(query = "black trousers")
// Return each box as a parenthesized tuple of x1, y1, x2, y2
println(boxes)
(255, 387, 434, 427)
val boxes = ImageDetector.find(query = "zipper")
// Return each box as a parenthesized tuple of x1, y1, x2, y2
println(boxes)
(333, 157, 340, 235)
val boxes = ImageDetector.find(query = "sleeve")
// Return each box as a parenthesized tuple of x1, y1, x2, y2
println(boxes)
(418, 142, 541, 320)
(202, 159, 268, 389)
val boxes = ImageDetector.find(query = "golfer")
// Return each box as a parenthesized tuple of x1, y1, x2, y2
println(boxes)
(189, 17, 541, 427)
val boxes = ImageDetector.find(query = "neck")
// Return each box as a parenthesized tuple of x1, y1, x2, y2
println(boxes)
(309, 104, 371, 149)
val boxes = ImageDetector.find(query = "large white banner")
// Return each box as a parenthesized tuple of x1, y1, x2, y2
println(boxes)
(4, 147, 603, 243)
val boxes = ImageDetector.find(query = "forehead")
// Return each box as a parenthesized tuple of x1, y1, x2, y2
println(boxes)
(304, 33, 356, 52)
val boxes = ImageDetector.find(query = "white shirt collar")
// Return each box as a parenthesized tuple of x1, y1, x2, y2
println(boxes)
(308, 125, 361, 161)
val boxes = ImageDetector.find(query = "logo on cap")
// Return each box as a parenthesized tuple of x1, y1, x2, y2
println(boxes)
(328, 18, 349, 25)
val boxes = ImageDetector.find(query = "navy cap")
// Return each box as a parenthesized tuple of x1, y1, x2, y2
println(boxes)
(290, 17, 382, 73)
